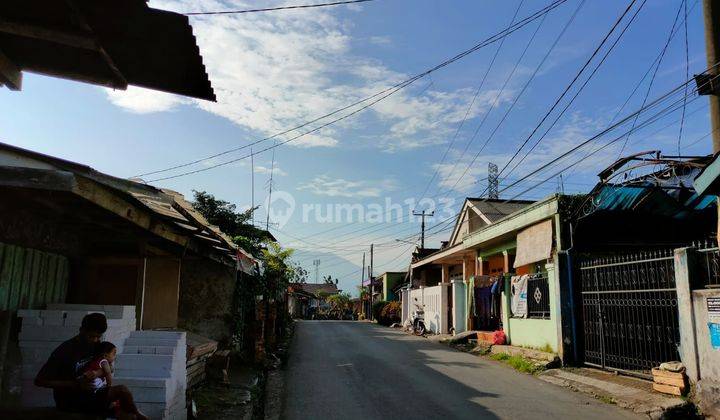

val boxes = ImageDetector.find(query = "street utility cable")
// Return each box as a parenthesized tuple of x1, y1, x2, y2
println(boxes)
(415, 0, 526, 206)
(136, 0, 569, 180)
(185, 0, 374, 15)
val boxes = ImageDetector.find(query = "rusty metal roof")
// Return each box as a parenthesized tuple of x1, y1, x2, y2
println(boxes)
(0, 0, 215, 100)
(0, 142, 248, 265)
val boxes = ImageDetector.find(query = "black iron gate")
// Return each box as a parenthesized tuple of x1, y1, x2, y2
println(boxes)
(579, 250, 680, 377)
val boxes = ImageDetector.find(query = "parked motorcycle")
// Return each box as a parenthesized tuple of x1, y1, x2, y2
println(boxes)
(411, 298, 426, 335)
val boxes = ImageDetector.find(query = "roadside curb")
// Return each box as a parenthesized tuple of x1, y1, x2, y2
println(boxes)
(262, 322, 296, 420)
(539, 369, 692, 419)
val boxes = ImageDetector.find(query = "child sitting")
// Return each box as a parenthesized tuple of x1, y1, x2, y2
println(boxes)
(82, 342, 148, 420)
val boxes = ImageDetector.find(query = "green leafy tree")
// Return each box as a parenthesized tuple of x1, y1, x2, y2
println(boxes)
(191, 190, 271, 256)
(326, 293, 351, 310)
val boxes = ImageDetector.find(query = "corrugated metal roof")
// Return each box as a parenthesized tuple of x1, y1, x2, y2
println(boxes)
(0, 142, 250, 265)
(592, 184, 715, 219)
(0, 0, 215, 100)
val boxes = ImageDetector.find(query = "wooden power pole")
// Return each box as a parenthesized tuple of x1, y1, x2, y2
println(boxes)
(369, 244, 374, 320)
(412, 210, 434, 249)
(360, 252, 365, 318)
(703, 0, 720, 243)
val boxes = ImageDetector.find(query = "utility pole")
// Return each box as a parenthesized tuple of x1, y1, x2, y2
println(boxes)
(360, 252, 365, 318)
(369, 244, 374, 321)
(250, 147, 255, 225)
(703, 0, 720, 243)
(266, 143, 276, 231)
(412, 210, 434, 249)
(313, 259, 320, 284)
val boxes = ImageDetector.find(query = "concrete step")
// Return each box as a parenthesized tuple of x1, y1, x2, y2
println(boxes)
(539, 369, 687, 417)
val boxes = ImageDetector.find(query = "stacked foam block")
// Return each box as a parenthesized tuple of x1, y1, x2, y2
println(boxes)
(115, 331, 187, 420)
(17, 304, 136, 407)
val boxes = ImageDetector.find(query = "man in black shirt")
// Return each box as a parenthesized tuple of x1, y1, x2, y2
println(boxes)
(34, 313, 139, 419)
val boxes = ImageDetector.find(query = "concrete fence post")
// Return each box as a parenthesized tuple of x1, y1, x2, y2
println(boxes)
(674, 247, 700, 383)
(546, 261, 563, 359)
(502, 276, 511, 344)
(439, 283, 450, 334)
(452, 279, 466, 334)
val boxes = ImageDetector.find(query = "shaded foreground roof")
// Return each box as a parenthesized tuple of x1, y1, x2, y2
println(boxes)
(0, 142, 257, 268)
(0, 0, 215, 100)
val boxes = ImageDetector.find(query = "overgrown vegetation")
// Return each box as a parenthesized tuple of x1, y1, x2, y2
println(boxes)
(379, 301, 401, 326)
(489, 353, 544, 375)
(372, 300, 388, 322)
(192, 191, 307, 355)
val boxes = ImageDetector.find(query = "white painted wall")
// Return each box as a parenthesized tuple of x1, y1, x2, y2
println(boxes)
(409, 285, 447, 334)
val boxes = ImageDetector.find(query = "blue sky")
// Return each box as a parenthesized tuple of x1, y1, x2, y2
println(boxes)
(0, 0, 714, 295)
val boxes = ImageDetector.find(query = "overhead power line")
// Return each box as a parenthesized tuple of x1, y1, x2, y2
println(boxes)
(415, 0, 527, 205)
(437, 0, 586, 196)
(137, 0, 570, 181)
(500, 0, 644, 181)
(184, 0, 374, 16)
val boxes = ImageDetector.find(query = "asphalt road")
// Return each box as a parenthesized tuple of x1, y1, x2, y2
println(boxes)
(282, 321, 639, 420)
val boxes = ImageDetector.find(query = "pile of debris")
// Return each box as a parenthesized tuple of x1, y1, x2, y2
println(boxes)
(652, 362, 688, 396)
(186, 332, 218, 388)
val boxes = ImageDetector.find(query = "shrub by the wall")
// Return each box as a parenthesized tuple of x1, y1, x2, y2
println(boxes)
(379, 301, 401, 326)
(372, 300, 388, 322)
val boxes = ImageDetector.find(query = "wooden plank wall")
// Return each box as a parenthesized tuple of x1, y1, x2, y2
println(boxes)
(0, 242, 68, 311)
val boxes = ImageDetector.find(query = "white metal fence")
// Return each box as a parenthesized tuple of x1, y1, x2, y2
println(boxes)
(407, 285, 446, 334)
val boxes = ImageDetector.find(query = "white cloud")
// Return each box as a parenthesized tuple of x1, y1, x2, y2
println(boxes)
(431, 113, 618, 196)
(298, 175, 397, 198)
(104, 0, 502, 152)
(106, 86, 189, 113)
(254, 165, 287, 176)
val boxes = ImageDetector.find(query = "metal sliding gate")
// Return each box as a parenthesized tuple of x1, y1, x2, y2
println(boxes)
(579, 249, 680, 377)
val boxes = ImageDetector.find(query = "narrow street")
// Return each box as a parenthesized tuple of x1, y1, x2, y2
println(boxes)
(283, 321, 639, 420)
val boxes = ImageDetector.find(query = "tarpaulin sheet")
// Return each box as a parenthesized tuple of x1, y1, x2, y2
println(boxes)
(514, 220, 553, 268)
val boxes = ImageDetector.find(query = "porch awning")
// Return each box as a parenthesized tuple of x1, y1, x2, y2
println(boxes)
(513, 220, 553, 268)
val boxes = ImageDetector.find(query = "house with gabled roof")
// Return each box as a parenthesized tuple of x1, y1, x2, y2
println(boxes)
(404, 195, 572, 355)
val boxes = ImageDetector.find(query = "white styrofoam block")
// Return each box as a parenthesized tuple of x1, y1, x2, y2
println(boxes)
(19, 325, 77, 341)
(20, 348, 53, 364)
(21, 316, 44, 326)
(21, 363, 43, 380)
(20, 379, 54, 408)
(46, 304, 104, 311)
(113, 368, 171, 379)
(116, 354, 174, 371)
(42, 316, 65, 327)
(19, 339, 65, 349)
(130, 331, 183, 339)
(125, 338, 179, 348)
(136, 402, 169, 420)
(38, 310, 66, 318)
(17, 309, 41, 318)
(123, 345, 176, 356)
(123, 385, 171, 403)
(113, 376, 168, 388)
